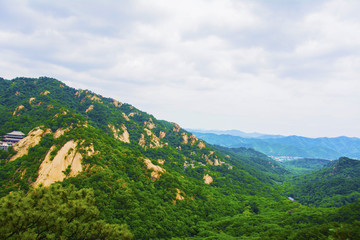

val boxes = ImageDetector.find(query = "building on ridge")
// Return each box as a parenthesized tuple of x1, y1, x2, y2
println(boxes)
(2, 131, 25, 144)
(0, 131, 25, 150)
(0, 142, 10, 150)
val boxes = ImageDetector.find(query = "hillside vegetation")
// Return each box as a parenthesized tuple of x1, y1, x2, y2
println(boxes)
(281, 158, 332, 175)
(0, 77, 359, 239)
(285, 157, 360, 207)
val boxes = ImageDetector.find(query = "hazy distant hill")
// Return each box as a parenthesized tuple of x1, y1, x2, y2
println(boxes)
(190, 131, 360, 159)
(186, 128, 284, 139)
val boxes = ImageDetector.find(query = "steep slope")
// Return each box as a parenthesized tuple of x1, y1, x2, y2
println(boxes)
(192, 131, 360, 159)
(213, 145, 289, 185)
(285, 157, 360, 207)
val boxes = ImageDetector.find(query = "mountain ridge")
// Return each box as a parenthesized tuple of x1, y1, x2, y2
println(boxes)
(186, 128, 285, 139)
(190, 131, 360, 159)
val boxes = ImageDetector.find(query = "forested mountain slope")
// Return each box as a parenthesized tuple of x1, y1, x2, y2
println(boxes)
(192, 131, 360, 159)
(0, 77, 359, 239)
(281, 158, 332, 175)
(285, 157, 360, 207)
(213, 145, 289, 185)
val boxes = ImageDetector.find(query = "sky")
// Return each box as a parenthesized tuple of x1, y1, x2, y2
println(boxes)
(1, 0, 360, 138)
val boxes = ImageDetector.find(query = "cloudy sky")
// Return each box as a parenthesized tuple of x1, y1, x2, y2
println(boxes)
(1, 0, 360, 138)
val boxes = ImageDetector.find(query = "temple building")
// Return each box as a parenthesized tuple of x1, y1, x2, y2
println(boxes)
(0, 131, 25, 150)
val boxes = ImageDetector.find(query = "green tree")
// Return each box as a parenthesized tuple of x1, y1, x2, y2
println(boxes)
(0, 184, 133, 239)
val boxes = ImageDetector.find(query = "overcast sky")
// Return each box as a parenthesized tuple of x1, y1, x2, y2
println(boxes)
(1, 0, 360, 138)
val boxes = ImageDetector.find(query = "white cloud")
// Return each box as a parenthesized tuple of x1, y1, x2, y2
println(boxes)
(1, 0, 360, 137)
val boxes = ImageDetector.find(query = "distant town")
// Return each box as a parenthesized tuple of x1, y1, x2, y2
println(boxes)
(270, 156, 305, 162)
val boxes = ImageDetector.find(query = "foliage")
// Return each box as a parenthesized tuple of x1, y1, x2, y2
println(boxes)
(281, 158, 332, 175)
(0, 184, 133, 239)
(284, 157, 360, 207)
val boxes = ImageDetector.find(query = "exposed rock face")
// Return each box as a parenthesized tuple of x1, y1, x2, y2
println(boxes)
(138, 134, 146, 148)
(182, 134, 188, 144)
(10, 127, 49, 162)
(85, 144, 98, 156)
(44, 128, 52, 135)
(140, 128, 163, 149)
(128, 112, 140, 117)
(33, 141, 77, 186)
(112, 100, 122, 107)
(89, 95, 102, 102)
(34, 140, 97, 187)
(29, 97, 36, 104)
(157, 159, 165, 165)
(29, 98, 41, 106)
(144, 118, 155, 129)
(85, 105, 94, 113)
(119, 124, 130, 143)
(172, 123, 181, 132)
(40, 90, 50, 95)
(203, 154, 213, 165)
(203, 174, 213, 184)
(144, 158, 165, 181)
(190, 135, 198, 145)
(75, 90, 83, 97)
(159, 131, 166, 139)
(122, 112, 130, 121)
(108, 124, 130, 143)
(54, 127, 71, 139)
(175, 188, 185, 201)
(13, 105, 24, 116)
(54, 111, 68, 118)
(198, 141, 206, 149)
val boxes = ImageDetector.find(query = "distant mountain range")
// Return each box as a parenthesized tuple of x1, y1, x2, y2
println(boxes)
(188, 129, 360, 160)
(186, 129, 284, 139)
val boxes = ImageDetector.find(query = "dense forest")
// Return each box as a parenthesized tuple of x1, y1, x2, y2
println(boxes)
(0, 77, 359, 239)
(281, 158, 332, 175)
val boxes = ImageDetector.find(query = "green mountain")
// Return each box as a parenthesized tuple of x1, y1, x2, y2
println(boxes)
(0, 77, 360, 239)
(213, 145, 289, 184)
(191, 131, 360, 159)
(285, 157, 360, 207)
(281, 158, 332, 175)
